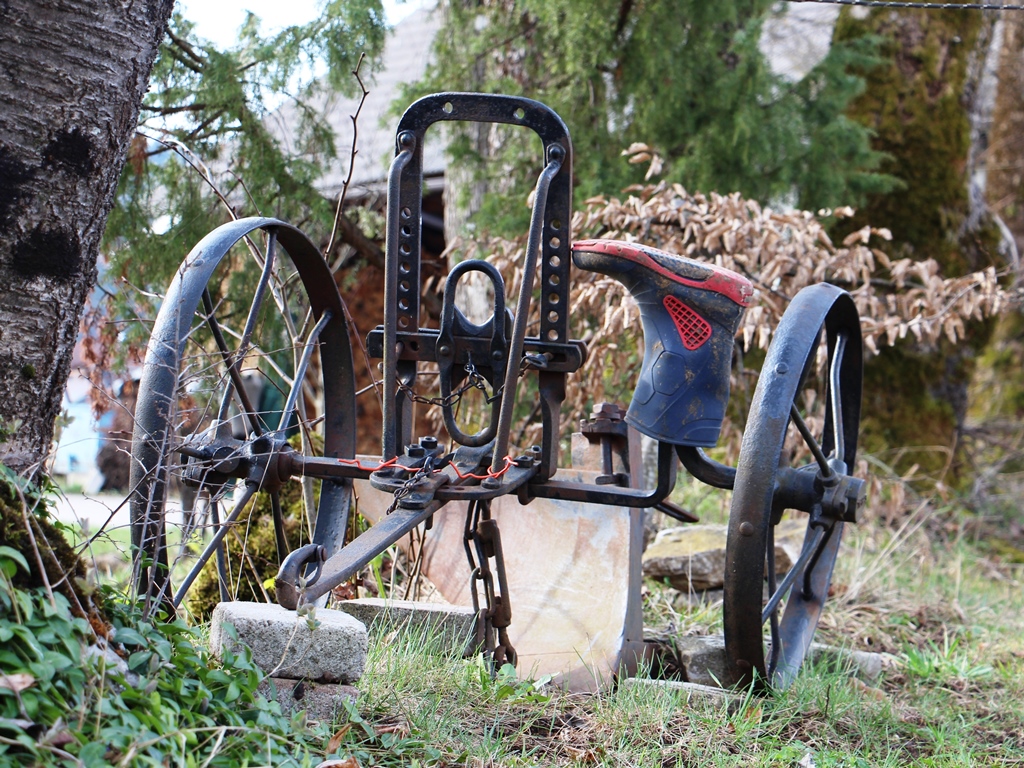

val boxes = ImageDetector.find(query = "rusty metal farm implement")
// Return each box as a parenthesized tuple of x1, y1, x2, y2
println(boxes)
(129, 93, 866, 691)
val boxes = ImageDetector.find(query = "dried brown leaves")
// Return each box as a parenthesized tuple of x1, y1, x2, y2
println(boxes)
(452, 183, 1019, 446)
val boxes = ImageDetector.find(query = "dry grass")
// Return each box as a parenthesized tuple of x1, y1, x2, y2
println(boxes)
(326, 483, 1024, 767)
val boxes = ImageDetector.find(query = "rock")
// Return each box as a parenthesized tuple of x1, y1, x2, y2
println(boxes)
(672, 587, 724, 610)
(257, 677, 358, 723)
(337, 598, 476, 654)
(83, 643, 139, 688)
(642, 520, 807, 591)
(643, 631, 887, 687)
(209, 602, 367, 683)
(672, 634, 732, 688)
(809, 642, 885, 682)
(621, 677, 745, 711)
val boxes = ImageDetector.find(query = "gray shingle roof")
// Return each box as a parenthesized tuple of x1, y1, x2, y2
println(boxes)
(268, 3, 444, 199)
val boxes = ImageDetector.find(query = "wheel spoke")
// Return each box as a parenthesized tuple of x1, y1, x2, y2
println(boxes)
(829, 333, 848, 466)
(761, 525, 827, 624)
(210, 499, 230, 603)
(202, 289, 264, 436)
(271, 491, 289, 563)
(214, 229, 280, 426)
(790, 403, 832, 478)
(802, 518, 836, 599)
(173, 484, 257, 607)
(766, 524, 782, 678)
(276, 310, 332, 433)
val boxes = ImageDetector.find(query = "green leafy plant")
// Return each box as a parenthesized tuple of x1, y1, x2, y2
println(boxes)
(0, 580, 323, 767)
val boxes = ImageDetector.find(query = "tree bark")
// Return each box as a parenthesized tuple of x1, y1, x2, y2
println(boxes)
(0, 0, 173, 477)
(835, 8, 1001, 485)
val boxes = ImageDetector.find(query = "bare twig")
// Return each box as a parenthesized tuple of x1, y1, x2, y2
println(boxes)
(325, 52, 370, 261)
(136, 129, 239, 220)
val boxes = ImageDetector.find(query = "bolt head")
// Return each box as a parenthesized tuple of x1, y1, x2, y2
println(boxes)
(590, 402, 625, 421)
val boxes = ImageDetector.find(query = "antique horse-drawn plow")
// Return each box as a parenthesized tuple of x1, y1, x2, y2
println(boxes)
(130, 93, 866, 691)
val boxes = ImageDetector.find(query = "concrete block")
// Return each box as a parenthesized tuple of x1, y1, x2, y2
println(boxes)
(337, 598, 476, 653)
(621, 678, 744, 711)
(209, 602, 367, 683)
(258, 677, 358, 723)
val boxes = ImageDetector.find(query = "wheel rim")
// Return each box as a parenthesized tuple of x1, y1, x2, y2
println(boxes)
(128, 218, 356, 616)
(723, 283, 862, 690)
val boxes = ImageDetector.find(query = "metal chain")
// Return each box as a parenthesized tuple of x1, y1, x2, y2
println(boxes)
(383, 456, 438, 515)
(790, 0, 1024, 11)
(397, 359, 495, 408)
(462, 500, 517, 673)
(396, 353, 549, 410)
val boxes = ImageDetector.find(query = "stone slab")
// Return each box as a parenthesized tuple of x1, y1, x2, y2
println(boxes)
(809, 642, 884, 682)
(620, 678, 744, 712)
(337, 598, 476, 652)
(643, 520, 806, 591)
(258, 677, 358, 723)
(646, 632, 885, 687)
(209, 601, 368, 683)
(355, 468, 646, 693)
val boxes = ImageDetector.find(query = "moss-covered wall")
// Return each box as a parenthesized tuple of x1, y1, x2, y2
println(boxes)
(834, 8, 1001, 485)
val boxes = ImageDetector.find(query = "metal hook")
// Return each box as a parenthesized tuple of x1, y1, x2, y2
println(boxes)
(275, 543, 327, 610)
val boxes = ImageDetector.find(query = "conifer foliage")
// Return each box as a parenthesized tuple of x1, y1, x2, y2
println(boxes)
(100, 2, 388, 355)
(409, 0, 898, 234)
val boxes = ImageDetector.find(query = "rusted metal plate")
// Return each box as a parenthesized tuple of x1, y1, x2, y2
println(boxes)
(353, 465, 645, 692)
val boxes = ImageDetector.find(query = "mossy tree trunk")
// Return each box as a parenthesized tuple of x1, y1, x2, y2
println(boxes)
(964, 16, 1024, 501)
(834, 7, 1002, 485)
(0, 0, 173, 478)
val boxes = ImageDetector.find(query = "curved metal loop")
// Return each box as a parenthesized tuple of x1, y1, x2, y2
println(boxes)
(128, 217, 357, 611)
(437, 260, 509, 447)
(275, 543, 328, 610)
(724, 282, 863, 691)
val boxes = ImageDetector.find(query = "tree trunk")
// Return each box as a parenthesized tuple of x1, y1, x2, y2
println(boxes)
(0, 0, 173, 477)
(833, 8, 1001, 486)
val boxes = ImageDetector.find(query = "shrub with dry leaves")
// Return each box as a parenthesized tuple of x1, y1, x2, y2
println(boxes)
(447, 182, 1020, 452)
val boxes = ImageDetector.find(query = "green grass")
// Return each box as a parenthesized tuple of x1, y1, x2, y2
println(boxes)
(44, 486, 1024, 765)
(318, 501, 1024, 767)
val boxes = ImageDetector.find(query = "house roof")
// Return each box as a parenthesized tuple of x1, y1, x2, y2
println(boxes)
(268, 3, 445, 200)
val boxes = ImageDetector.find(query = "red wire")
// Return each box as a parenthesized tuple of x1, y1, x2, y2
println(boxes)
(334, 456, 401, 472)
(336, 454, 516, 480)
(448, 456, 515, 480)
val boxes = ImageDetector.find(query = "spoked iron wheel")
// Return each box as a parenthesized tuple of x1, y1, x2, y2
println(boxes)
(128, 218, 357, 616)
(724, 283, 864, 690)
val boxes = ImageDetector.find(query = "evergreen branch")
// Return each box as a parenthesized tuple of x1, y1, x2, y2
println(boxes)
(141, 103, 209, 116)
(166, 28, 206, 67)
(164, 43, 204, 74)
(138, 129, 239, 219)
(330, 212, 385, 270)
(457, 18, 539, 78)
(326, 52, 370, 261)
(184, 110, 229, 142)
